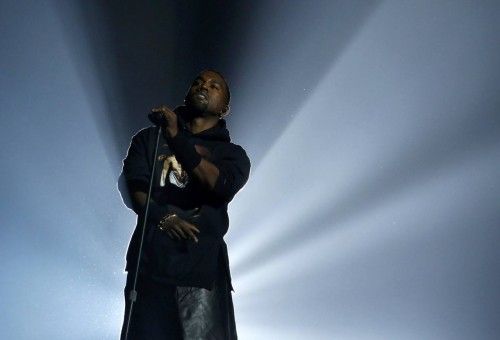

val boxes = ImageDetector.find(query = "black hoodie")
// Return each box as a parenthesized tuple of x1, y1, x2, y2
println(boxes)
(118, 106, 250, 291)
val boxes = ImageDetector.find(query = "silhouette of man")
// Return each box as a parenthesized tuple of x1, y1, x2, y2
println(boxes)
(118, 69, 250, 339)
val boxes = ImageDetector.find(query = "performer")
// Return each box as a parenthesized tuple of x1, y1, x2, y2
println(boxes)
(118, 69, 251, 339)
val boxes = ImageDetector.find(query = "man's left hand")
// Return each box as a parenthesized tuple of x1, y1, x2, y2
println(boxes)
(157, 212, 200, 243)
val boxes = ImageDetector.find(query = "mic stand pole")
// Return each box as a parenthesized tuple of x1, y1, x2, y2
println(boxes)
(124, 125, 163, 340)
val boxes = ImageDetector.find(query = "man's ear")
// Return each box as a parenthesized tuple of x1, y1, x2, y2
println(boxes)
(220, 105, 230, 118)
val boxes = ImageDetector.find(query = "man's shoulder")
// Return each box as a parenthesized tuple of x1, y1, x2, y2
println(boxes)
(136, 125, 156, 136)
(216, 141, 251, 164)
(131, 126, 156, 142)
(217, 140, 247, 154)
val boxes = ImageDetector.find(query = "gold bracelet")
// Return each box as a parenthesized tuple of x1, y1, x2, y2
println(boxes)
(158, 212, 177, 231)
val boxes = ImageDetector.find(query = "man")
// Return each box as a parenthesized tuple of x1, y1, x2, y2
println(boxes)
(118, 69, 251, 339)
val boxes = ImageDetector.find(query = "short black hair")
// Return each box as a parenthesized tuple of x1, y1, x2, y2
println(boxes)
(200, 69, 231, 106)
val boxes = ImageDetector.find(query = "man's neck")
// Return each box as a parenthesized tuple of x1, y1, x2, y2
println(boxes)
(186, 115, 219, 135)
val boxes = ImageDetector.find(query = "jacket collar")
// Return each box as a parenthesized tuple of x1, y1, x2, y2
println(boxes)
(174, 105, 231, 143)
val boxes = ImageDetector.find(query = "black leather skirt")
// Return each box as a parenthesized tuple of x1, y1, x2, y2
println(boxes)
(121, 265, 237, 340)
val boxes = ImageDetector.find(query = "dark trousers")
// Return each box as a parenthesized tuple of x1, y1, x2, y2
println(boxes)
(120, 267, 238, 340)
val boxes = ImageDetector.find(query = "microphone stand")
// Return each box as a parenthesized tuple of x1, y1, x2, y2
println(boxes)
(123, 124, 163, 340)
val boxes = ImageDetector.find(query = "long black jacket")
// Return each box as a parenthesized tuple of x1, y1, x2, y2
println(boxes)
(118, 106, 250, 291)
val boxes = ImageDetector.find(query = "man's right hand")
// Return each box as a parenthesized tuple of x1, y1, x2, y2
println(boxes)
(151, 105, 179, 138)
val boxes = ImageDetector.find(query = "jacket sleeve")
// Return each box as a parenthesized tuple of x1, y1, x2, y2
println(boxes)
(117, 127, 202, 226)
(117, 129, 159, 214)
(212, 144, 251, 203)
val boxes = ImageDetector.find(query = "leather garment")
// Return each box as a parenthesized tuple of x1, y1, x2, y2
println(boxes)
(177, 265, 237, 339)
(121, 265, 237, 339)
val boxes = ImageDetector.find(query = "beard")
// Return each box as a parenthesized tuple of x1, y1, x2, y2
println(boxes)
(185, 93, 208, 116)
(186, 97, 208, 114)
(184, 94, 218, 119)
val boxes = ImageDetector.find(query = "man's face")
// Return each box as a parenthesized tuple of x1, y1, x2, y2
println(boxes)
(185, 71, 228, 117)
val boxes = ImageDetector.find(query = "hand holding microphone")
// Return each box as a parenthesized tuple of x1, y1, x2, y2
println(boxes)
(149, 105, 179, 138)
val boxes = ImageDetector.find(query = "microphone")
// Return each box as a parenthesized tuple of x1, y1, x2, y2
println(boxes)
(148, 111, 167, 126)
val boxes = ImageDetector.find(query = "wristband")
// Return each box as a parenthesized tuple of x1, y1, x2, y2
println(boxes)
(166, 130, 202, 173)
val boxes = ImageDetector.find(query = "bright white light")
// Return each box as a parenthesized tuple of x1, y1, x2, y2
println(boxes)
(228, 1, 500, 339)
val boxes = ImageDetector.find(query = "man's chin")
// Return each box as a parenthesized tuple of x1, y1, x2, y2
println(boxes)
(185, 99, 205, 111)
(184, 103, 212, 118)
